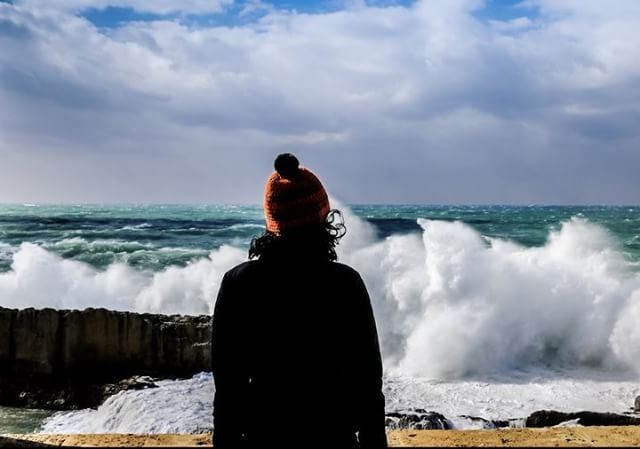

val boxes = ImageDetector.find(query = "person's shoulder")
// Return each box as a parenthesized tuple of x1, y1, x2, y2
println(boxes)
(327, 262, 370, 305)
(327, 261, 363, 281)
(223, 259, 262, 282)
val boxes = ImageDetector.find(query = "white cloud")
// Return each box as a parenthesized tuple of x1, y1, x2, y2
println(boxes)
(0, 0, 639, 203)
(489, 16, 533, 32)
(239, 0, 274, 17)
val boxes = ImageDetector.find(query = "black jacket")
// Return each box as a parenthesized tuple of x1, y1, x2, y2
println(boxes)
(211, 253, 387, 448)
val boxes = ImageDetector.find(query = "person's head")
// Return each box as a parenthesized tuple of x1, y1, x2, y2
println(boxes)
(249, 153, 346, 261)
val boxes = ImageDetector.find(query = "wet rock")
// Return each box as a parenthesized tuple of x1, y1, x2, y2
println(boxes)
(458, 415, 512, 429)
(525, 410, 640, 427)
(385, 409, 452, 430)
(102, 376, 158, 398)
(0, 306, 211, 379)
(0, 306, 211, 410)
(491, 419, 514, 428)
(118, 375, 158, 391)
(13, 308, 61, 376)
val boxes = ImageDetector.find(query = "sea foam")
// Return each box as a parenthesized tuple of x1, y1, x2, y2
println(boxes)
(1, 203, 640, 377)
(338, 209, 640, 377)
(41, 373, 215, 434)
(39, 371, 640, 433)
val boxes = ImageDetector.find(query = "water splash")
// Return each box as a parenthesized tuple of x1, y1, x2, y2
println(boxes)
(1, 204, 640, 377)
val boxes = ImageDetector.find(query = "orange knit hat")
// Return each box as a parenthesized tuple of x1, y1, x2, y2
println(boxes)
(264, 153, 330, 234)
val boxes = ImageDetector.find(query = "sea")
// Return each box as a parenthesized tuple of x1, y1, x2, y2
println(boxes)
(1, 203, 639, 433)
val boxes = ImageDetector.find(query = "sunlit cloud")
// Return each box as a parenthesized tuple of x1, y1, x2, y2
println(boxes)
(0, 0, 639, 203)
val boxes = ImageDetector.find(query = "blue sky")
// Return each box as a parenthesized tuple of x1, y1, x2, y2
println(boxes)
(80, 0, 535, 28)
(1, 0, 639, 204)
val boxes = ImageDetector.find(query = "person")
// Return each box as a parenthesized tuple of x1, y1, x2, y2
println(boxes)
(211, 153, 387, 448)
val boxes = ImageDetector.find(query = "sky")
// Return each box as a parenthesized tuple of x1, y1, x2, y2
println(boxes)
(0, 0, 639, 204)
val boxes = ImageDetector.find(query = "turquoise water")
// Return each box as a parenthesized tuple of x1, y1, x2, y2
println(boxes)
(1, 204, 640, 434)
(0, 204, 638, 273)
(0, 407, 54, 433)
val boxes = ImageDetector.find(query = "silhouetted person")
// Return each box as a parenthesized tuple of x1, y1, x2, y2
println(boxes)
(212, 153, 387, 448)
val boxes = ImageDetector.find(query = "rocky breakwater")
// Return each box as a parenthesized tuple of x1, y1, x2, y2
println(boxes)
(0, 306, 211, 410)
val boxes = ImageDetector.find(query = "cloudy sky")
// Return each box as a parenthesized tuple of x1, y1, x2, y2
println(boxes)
(0, 0, 639, 204)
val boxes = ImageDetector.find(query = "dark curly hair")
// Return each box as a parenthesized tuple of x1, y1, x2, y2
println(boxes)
(249, 209, 347, 261)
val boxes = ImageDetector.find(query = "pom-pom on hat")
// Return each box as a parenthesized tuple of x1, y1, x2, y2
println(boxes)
(264, 153, 330, 234)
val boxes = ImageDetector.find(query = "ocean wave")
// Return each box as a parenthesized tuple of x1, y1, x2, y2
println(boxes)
(41, 373, 215, 434)
(0, 242, 19, 262)
(38, 370, 640, 433)
(226, 223, 266, 230)
(47, 237, 156, 250)
(121, 223, 152, 231)
(336, 208, 640, 377)
(1, 205, 640, 377)
(0, 242, 245, 314)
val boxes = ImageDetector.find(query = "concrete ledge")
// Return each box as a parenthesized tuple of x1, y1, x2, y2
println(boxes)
(3, 427, 640, 447)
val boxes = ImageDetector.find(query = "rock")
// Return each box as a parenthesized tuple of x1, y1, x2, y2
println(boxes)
(525, 410, 640, 427)
(118, 375, 158, 391)
(0, 306, 211, 410)
(0, 309, 13, 364)
(385, 410, 452, 430)
(102, 376, 158, 398)
(493, 419, 518, 428)
(458, 415, 512, 429)
(0, 306, 211, 379)
(13, 308, 61, 375)
(635, 396, 640, 412)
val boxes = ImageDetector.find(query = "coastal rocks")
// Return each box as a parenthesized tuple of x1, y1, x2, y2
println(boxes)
(525, 410, 640, 427)
(458, 415, 513, 429)
(0, 374, 160, 411)
(14, 308, 61, 376)
(385, 409, 452, 430)
(0, 306, 211, 410)
(101, 376, 158, 399)
(4, 380, 103, 410)
(0, 306, 211, 379)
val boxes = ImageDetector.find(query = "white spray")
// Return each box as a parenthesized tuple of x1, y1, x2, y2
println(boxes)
(1, 203, 640, 377)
